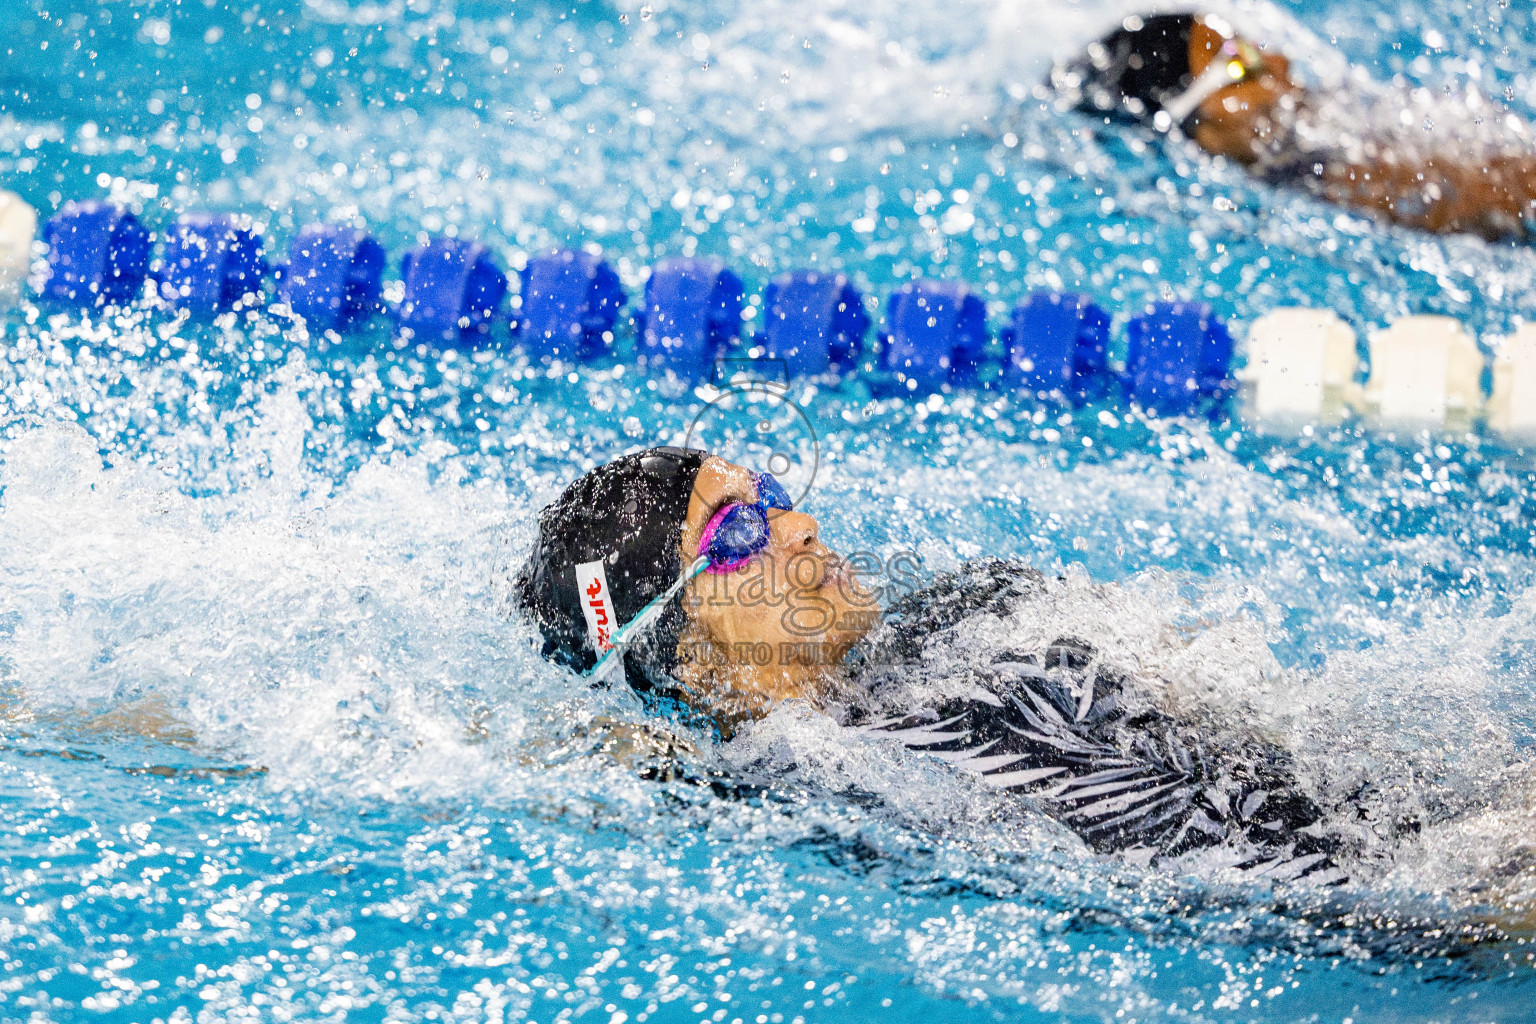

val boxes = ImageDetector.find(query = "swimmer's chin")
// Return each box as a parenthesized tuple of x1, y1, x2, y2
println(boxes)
(817, 557, 849, 592)
(819, 561, 882, 627)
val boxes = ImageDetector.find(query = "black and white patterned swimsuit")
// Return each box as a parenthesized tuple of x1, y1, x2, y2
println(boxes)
(848, 561, 1347, 884)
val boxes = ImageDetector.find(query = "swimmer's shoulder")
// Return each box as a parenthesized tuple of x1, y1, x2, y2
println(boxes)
(860, 558, 1049, 666)
(884, 557, 1048, 623)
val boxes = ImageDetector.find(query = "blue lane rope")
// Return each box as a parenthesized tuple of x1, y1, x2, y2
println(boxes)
(30, 199, 1238, 412)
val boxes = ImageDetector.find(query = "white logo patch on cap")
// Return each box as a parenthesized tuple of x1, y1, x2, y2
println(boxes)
(575, 558, 627, 686)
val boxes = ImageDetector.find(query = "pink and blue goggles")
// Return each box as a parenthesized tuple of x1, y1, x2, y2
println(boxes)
(697, 473, 794, 574)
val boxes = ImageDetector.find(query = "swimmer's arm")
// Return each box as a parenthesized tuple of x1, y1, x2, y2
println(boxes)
(1, 691, 198, 747)
(522, 712, 699, 773)
(587, 715, 699, 766)
(1316, 154, 1536, 240)
(81, 696, 199, 746)
(1190, 89, 1536, 240)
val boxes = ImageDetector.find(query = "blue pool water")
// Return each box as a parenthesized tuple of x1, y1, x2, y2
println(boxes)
(7, 0, 1536, 1020)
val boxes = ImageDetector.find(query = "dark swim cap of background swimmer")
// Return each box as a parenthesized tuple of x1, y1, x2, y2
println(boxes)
(515, 446, 707, 687)
(1051, 13, 1195, 123)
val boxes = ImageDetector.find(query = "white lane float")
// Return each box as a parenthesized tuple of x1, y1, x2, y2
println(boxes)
(1239, 307, 1359, 424)
(0, 190, 37, 298)
(1360, 315, 1483, 428)
(1488, 323, 1536, 436)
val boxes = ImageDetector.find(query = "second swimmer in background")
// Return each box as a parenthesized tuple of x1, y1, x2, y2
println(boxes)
(1050, 12, 1536, 241)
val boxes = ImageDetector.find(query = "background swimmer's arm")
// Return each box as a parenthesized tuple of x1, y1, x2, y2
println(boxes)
(1210, 124, 1536, 240)
(1314, 154, 1536, 240)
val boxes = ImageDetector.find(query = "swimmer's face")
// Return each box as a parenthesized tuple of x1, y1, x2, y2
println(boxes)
(1187, 18, 1298, 165)
(671, 457, 879, 726)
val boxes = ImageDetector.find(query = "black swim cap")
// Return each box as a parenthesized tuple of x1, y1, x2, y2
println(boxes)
(1053, 13, 1196, 122)
(516, 446, 709, 687)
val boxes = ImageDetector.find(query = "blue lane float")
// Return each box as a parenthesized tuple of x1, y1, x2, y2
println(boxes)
(24, 192, 1271, 421)
(879, 279, 988, 390)
(1000, 291, 1111, 399)
(513, 248, 625, 359)
(158, 213, 267, 313)
(635, 257, 745, 376)
(276, 224, 386, 332)
(1122, 301, 1235, 414)
(397, 237, 507, 341)
(40, 201, 152, 305)
(759, 270, 869, 377)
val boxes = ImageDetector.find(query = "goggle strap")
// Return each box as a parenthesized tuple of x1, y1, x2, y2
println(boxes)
(1159, 49, 1244, 129)
(587, 555, 710, 683)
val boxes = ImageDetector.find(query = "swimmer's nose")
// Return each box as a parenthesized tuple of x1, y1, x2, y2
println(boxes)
(772, 509, 820, 551)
